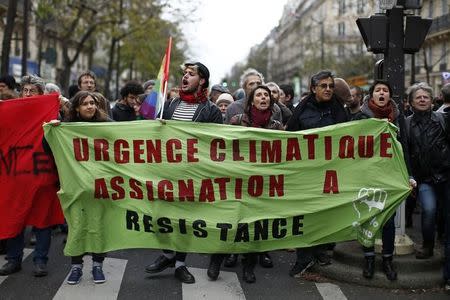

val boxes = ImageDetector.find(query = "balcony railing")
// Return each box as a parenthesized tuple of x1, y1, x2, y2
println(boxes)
(429, 13, 450, 35)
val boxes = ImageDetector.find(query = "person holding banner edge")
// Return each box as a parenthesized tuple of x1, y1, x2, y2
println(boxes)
(46, 91, 111, 285)
(404, 82, 450, 291)
(0, 75, 53, 277)
(359, 80, 416, 281)
(145, 62, 222, 284)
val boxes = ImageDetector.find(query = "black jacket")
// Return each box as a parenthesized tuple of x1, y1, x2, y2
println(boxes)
(163, 98, 223, 124)
(406, 111, 450, 183)
(112, 102, 136, 121)
(286, 94, 348, 131)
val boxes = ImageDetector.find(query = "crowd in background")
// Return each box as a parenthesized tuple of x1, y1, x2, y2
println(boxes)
(1, 63, 450, 292)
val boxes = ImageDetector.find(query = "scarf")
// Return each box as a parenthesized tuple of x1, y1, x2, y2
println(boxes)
(250, 106, 271, 128)
(179, 88, 208, 104)
(368, 98, 395, 122)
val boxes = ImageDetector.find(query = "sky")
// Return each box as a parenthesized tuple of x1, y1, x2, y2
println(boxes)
(180, 0, 288, 85)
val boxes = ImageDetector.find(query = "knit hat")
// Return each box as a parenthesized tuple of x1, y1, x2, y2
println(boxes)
(143, 79, 156, 91)
(216, 93, 234, 106)
(184, 62, 210, 88)
(211, 84, 229, 94)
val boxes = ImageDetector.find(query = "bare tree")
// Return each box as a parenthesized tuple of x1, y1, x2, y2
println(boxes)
(1, 0, 18, 75)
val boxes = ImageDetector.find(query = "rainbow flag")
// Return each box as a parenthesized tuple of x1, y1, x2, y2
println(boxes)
(140, 37, 172, 119)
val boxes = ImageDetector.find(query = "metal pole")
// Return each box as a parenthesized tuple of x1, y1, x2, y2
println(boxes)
(21, 0, 30, 76)
(384, 7, 406, 235)
(410, 53, 416, 85)
(384, 7, 405, 109)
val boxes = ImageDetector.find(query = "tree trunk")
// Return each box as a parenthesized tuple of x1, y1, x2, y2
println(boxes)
(104, 37, 117, 100)
(37, 24, 44, 76)
(59, 45, 72, 94)
(1, 0, 18, 75)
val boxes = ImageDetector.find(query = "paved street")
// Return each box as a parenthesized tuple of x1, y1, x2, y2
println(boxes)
(0, 231, 448, 300)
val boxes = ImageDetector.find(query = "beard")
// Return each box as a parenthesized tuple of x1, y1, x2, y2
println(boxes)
(348, 101, 359, 109)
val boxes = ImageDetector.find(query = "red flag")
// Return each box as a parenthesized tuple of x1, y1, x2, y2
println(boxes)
(0, 95, 64, 239)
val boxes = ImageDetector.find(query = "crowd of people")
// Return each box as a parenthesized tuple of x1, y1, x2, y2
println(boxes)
(0, 62, 450, 292)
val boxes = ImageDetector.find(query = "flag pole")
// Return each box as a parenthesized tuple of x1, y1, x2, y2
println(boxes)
(159, 37, 172, 119)
(159, 80, 168, 119)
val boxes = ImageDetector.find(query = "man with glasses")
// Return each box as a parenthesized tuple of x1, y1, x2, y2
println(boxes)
(224, 68, 282, 124)
(20, 74, 45, 98)
(286, 70, 348, 277)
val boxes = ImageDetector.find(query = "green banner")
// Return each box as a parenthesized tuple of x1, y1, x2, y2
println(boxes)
(43, 119, 410, 256)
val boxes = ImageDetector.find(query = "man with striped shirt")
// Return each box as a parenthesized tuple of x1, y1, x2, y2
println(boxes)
(162, 62, 222, 123)
(145, 62, 222, 284)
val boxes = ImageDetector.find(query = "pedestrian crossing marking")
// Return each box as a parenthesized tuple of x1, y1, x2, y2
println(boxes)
(315, 282, 347, 300)
(53, 256, 127, 300)
(0, 248, 33, 285)
(183, 267, 246, 300)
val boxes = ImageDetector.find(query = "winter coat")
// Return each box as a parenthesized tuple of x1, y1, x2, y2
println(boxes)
(229, 109, 284, 130)
(286, 93, 348, 131)
(112, 102, 136, 121)
(406, 110, 450, 184)
(163, 97, 223, 124)
(224, 99, 283, 125)
(361, 97, 413, 176)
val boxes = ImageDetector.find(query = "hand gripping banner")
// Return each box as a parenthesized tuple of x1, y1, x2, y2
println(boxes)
(43, 119, 410, 256)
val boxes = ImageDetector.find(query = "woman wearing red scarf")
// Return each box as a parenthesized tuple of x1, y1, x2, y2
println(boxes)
(360, 80, 415, 282)
(214, 85, 282, 284)
(229, 85, 284, 130)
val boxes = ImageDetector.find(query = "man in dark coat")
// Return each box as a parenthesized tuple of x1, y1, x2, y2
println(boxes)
(286, 70, 348, 277)
(112, 81, 144, 121)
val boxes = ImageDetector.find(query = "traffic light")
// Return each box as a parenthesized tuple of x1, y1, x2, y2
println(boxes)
(356, 15, 388, 54)
(404, 15, 432, 54)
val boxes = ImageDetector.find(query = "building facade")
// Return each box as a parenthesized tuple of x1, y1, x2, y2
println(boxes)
(268, 0, 377, 93)
(0, 0, 91, 86)
(407, 0, 450, 94)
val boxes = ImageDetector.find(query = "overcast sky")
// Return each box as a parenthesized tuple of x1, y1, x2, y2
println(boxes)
(180, 0, 288, 85)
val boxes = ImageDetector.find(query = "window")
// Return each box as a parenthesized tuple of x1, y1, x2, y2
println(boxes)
(442, 42, 447, 64)
(338, 45, 345, 56)
(429, 0, 434, 18)
(339, 0, 346, 15)
(338, 22, 346, 36)
(443, 0, 449, 14)
(357, 0, 364, 13)
(357, 43, 364, 53)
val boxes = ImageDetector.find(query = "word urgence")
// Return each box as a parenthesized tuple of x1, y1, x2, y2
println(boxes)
(72, 133, 394, 164)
